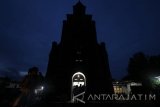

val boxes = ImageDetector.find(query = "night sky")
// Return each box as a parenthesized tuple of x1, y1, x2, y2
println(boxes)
(0, 0, 160, 80)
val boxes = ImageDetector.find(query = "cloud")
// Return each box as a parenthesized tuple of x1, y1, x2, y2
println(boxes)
(0, 67, 22, 80)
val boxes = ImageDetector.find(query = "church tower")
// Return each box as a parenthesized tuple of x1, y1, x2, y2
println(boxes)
(45, 1, 113, 103)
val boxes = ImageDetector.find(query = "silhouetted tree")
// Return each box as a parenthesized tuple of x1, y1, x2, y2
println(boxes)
(127, 52, 148, 81)
(126, 53, 160, 81)
(148, 55, 160, 74)
(124, 52, 160, 94)
(12, 67, 44, 107)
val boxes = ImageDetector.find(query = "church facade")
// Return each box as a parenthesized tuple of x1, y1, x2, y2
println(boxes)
(45, 2, 113, 103)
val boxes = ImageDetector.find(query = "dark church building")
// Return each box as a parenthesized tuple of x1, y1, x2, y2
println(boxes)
(45, 1, 113, 103)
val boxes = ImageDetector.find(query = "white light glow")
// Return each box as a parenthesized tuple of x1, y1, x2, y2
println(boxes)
(41, 86, 44, 90)
(71, 72, 86, 102)
(72, 72, 86, 79)
(35, 90, 38, 94)
(73, 82, 84, 87)
(130, 82, 142, 86)
(155, 76, 160, 81)
(34, 86, 44, 94)
(72, 72, 86, 87)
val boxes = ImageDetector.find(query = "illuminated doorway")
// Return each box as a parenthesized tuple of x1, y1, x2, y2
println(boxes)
(71, 72, 86, 103)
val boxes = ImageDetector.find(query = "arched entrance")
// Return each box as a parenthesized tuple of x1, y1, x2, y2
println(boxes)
(71, 72, 86, 103)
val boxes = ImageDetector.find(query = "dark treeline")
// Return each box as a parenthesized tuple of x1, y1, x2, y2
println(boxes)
(123, 52, 160, 95)
(124, 52, 160, 81)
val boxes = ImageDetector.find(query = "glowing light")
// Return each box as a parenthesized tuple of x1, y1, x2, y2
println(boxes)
(71, 72, 86, 103)
(155, 76, 160, 81)
(130, 82, 142, 86)
(34, 86, 44, 94)
(35, 90, 38, 94)
(41, 86, 44, 90)
(73, 82, 84, 87)
(72, 72, 86, 79)
(72, 72, 86, 88)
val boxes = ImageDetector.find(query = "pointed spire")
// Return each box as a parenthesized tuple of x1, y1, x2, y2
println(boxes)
(73, 1, 86, 15)
(75, 0, 85, 7)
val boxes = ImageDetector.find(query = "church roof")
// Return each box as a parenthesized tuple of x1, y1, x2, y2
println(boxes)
(73, 1, 86, 15)
(74, 1, 85, 8)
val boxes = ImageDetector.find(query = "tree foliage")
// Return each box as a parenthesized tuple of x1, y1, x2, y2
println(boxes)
(125, 52, 160, 81)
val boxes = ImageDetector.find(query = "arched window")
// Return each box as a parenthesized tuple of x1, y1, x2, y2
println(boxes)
(71, 72, 86, 103)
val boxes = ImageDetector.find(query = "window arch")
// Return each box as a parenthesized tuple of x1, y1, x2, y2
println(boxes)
(71, 72, 86, 103)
